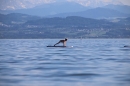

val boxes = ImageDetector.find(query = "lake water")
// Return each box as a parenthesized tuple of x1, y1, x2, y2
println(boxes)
(0, 39, 130, 86)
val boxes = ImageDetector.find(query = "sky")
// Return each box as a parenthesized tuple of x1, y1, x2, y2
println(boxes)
(52, 0, 130, 6)
(0, 0, 130, 10)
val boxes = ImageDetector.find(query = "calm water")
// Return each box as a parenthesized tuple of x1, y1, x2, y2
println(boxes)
(0, 39, 130, 86)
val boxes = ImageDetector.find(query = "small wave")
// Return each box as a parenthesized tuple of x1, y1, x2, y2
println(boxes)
(0, 55, 4, 56)
(105, 58, 118, 61)
(66, 73, 100, 77)
(120, 48, 130, 51)
(124, 45, 130, 47)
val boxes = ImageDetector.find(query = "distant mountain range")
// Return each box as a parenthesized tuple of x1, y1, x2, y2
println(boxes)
(49, 7, 130, 19)
(0, 2, 130, 38)
(103, 4, 130, 14)
(0, 3, 130, 19)
(0, 2, 89, 17)
(0, 0, 122, 10)
(0, 0, 47, 10)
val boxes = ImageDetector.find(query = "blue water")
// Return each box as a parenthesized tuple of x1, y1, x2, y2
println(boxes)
(0, 39, 130, 86)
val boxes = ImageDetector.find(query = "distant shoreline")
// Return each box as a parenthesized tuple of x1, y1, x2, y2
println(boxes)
(0, 38, 130, 39)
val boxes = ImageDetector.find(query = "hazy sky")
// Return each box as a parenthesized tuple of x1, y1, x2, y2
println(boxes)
(56, 0, 130, 5)
(0, 0, 130, 10)
(1, 0, 130, 6)
(119, 0, 130, 5)
(67, 0, 130, 5)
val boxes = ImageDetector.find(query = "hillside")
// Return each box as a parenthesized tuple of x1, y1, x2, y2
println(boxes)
(0, 14, 130, 39)
(0, 13, 40, 24)
(25, 16, 115, 28)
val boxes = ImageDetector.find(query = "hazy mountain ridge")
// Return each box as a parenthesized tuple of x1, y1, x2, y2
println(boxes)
(0, 0, 49, 10)
(0, 3, 130, 19)
(0, 0, 123, 10)
(0, 1, 130, 38)
(49, 7, 130, 18)
(103, 4, 130, 14)
(0, 2, 89, 17)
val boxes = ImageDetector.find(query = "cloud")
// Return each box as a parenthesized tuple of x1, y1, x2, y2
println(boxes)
(0, 0, 55, 10)
(119, 0, 130, 5)
(0, 0, 130, 10)
(67, 0, 123, 7)
(50, 0, 130, 5)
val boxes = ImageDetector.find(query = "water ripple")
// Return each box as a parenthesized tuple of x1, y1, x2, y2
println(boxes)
(0, 39, 130, 86)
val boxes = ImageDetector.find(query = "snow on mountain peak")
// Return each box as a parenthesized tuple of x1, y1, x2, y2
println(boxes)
(0, 0, 127, 10)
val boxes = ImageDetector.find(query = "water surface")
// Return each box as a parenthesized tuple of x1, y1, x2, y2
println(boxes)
(0, 39, 130, 86)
